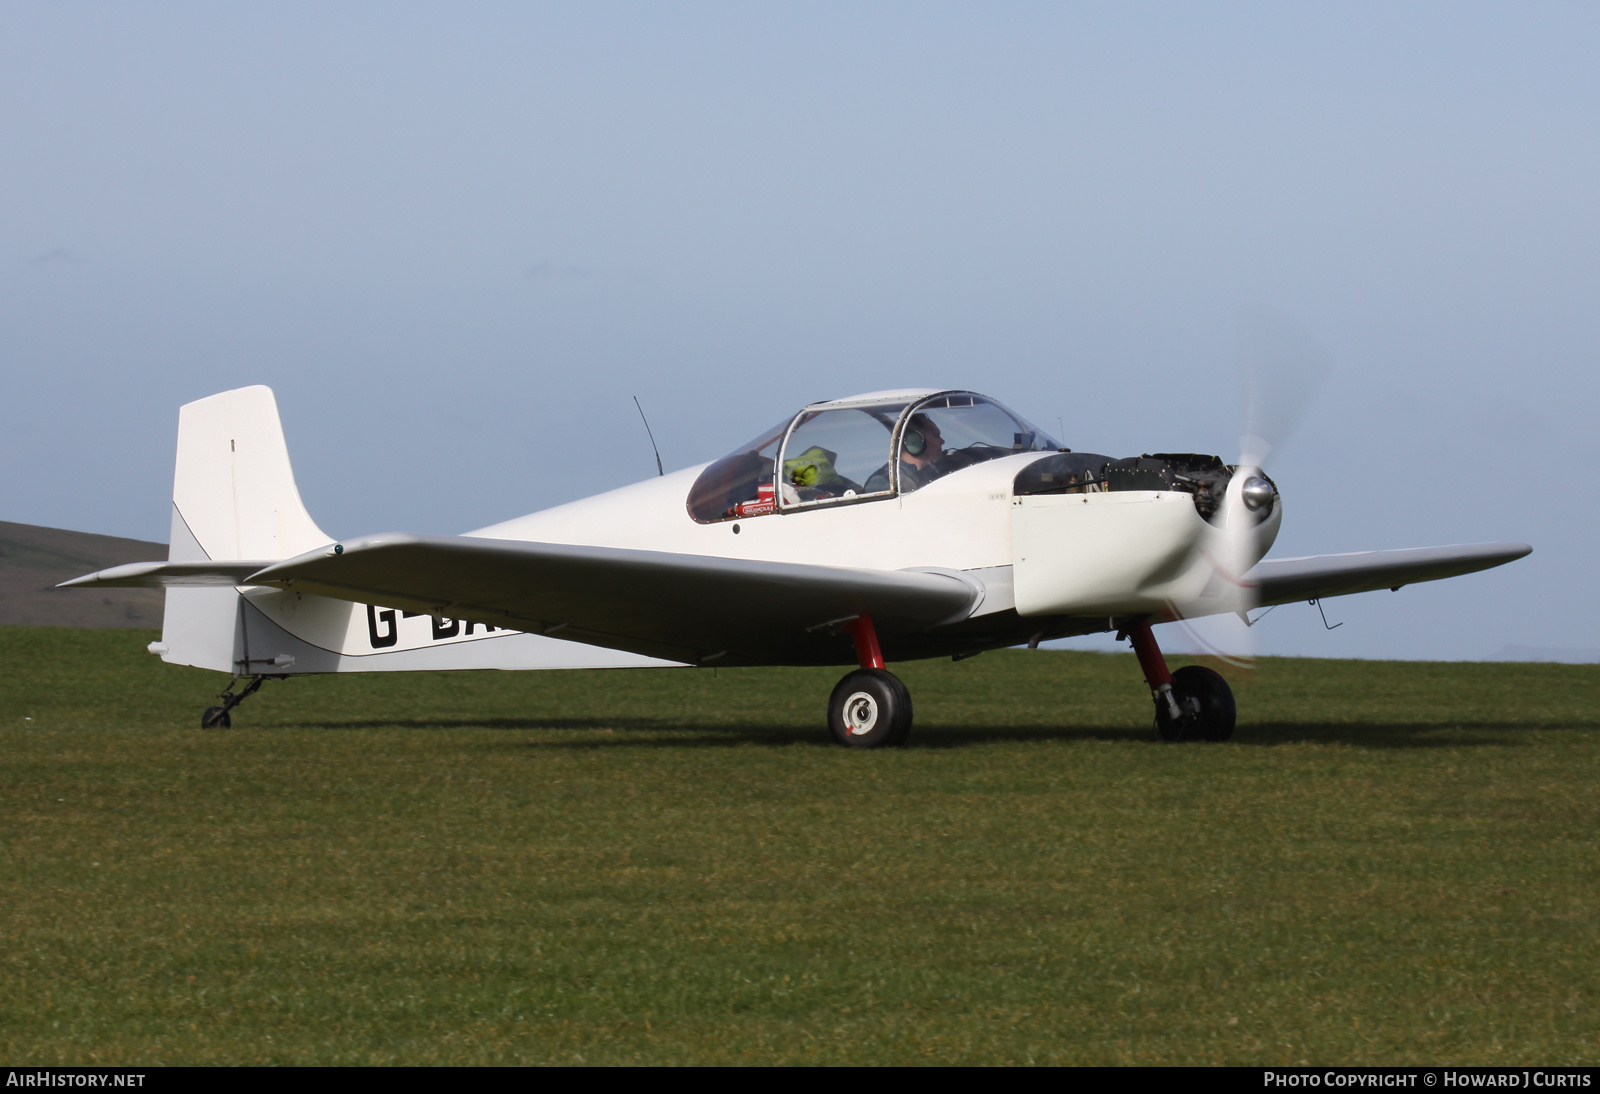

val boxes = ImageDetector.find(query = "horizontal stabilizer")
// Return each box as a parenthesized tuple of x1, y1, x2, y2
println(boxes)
(1247, 542, 1531, 607)
(249, 533, 981, 666)
(59, 560, 279, 588)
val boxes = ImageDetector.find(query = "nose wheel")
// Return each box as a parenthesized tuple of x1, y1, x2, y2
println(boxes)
(1127, 620, 1236, 742)
(1153, 664, 1236, 742)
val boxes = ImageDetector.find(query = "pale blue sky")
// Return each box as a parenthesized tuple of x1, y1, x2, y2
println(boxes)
(4, 2, 1596, 660)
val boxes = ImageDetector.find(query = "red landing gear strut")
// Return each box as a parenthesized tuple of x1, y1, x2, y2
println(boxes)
(1127, 619, 1187, 724)
(1125, 618, 1238, 743)
(827, 614, 911, 748)
(841, 614, 885, 670)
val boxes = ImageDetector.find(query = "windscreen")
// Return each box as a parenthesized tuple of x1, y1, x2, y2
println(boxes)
(685, 419, 790, 522)
(896, 393, 1061, 494)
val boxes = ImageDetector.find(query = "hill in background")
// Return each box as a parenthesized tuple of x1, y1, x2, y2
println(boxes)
(0, 522, 165, 628)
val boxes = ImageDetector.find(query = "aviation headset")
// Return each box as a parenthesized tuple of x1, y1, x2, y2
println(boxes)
(903, 417, 932, 457)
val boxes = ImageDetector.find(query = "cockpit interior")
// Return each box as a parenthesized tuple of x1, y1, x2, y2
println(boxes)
(687, 390, 1063, 523)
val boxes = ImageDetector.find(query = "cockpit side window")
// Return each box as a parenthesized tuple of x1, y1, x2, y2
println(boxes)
(779, 403, 909, 508)
(895, 393, 1062, 495)
(689, 392, 1063, 521)
(686, 419, 790, 523)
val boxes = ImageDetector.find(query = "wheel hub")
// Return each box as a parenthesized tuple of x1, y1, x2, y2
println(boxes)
(843, 691, 879, 735)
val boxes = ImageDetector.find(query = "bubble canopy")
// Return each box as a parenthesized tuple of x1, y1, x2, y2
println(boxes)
(687, 391, 1062, 523)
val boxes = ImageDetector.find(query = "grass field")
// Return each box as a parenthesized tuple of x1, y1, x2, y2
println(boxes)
(2, 625, 1598, 1065)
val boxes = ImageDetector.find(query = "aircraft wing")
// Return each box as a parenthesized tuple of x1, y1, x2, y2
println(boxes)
(239, 533, 982, 666)
(1245, 542, 1532, 608)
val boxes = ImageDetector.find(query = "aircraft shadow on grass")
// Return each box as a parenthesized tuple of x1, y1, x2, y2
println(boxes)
(276, 717, 1567, 750)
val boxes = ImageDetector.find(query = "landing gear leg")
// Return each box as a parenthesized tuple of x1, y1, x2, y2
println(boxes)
(1127, 621, 1235, 742)
(828, 614, 913, 748)
(201, 674, 284, 729)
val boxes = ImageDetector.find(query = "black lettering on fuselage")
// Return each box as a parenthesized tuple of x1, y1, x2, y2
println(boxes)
(367, 605, 399, 648)
(367, 606, 499, 648)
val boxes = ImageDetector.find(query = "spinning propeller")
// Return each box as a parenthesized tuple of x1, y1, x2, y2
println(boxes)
(1169, 306, 1331, 667)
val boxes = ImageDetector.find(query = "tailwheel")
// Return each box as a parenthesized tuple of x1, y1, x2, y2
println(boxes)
(1153, 664, 1236, 743)
(199, 674, 284, 730)
(828, 668, 914, 749)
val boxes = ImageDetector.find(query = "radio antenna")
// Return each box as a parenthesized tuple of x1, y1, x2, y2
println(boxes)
(633, 395, 665, 477)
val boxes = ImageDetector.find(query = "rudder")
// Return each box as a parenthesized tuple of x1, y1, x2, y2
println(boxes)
(162, 386, 331, 673)
(169, 385, 331, 563)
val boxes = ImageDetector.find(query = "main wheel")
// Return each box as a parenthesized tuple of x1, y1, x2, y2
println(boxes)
(201, 706, 231, 729)
(1153, 665, 1235, 742)
(882, 672, 915, 747)
(828, 669, 913, 749)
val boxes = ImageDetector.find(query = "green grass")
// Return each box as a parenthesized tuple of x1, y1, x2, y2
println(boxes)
(2, 625, 1598, 1065)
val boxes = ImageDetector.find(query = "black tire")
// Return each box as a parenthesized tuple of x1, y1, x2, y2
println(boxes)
(1153, 665, 1235, 743)
(883, 672, 915, 747)
(1152, 700, 1186, 742)
(828, 669, 913, 749)
(202, 706, 231, 729)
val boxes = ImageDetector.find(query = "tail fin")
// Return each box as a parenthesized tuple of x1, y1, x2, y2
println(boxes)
(147, 386, 674, 678)
(162, 386, 330, 674)
(168, 386, 331, 563)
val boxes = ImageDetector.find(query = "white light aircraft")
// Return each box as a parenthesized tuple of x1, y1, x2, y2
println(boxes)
(64, 384, 1529, 744)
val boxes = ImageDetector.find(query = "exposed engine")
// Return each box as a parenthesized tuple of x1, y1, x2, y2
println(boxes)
(1013, 452, 1277, 525)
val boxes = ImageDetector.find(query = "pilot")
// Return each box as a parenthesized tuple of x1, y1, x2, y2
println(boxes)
(866, 414, 948, 493)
